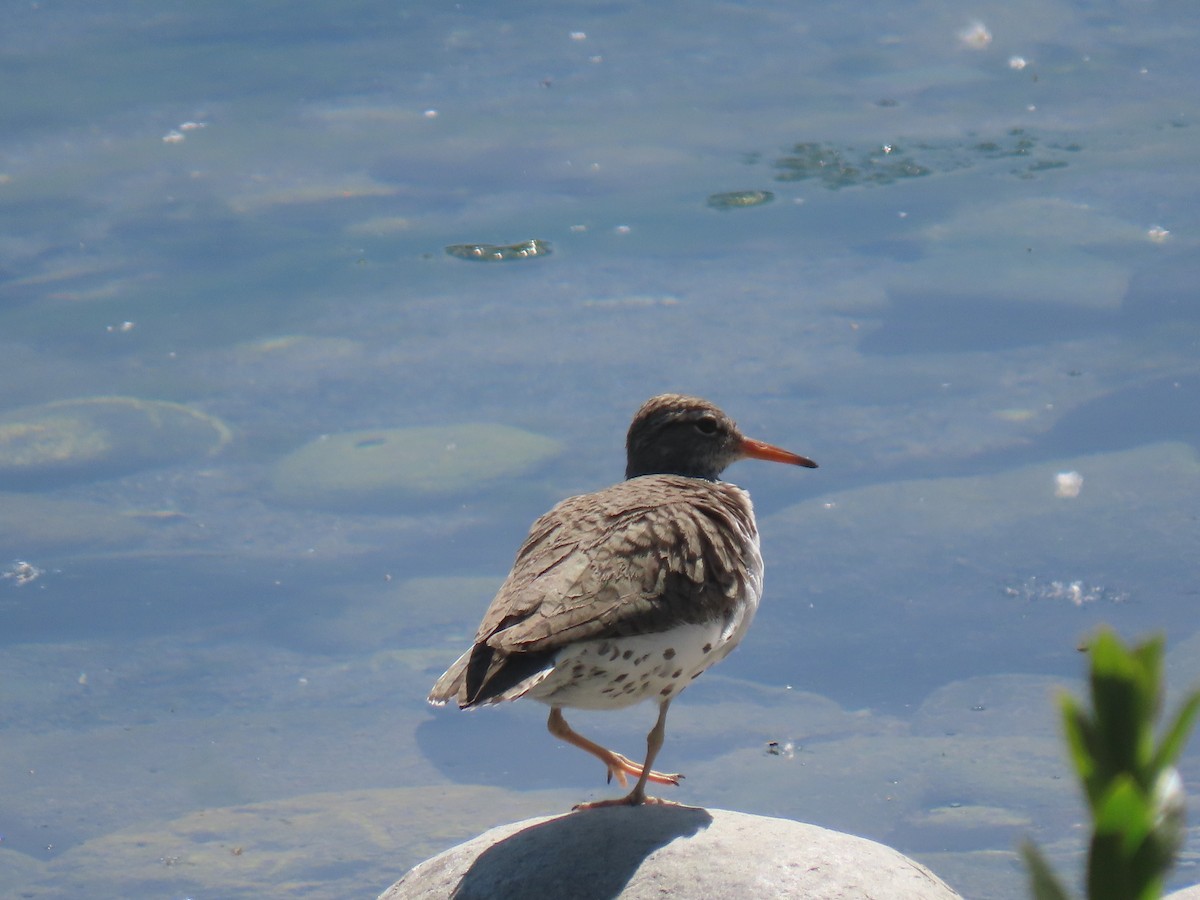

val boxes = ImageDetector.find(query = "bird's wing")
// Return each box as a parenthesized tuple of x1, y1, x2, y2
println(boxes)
(477, 478, 758, 654)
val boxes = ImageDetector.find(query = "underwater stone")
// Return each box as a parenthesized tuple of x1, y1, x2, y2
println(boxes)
(706, 190, 774, 209)
(271, 423, 562, 509)
(445, 240, 551, 261)
(0, 396, 232, 488)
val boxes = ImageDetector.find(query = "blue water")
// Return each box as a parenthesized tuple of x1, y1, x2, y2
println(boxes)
(2, 2, 1198, 898)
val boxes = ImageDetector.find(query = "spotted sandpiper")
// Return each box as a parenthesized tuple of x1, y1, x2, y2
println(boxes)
(428, 394, 817, 806)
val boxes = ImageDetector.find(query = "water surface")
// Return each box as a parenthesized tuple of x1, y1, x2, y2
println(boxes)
(2, 2, 1198, 897)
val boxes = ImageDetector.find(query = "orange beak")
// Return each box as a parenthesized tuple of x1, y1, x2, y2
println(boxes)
(739, 437, 818, 469)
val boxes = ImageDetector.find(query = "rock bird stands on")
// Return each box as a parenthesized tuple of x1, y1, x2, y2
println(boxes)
(428, 394, 817, 807)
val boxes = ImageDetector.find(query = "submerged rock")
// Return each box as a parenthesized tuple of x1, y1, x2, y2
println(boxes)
(444, 239, 551, 261)
(881, 196, 1154, 315)
(3, 785, 566, 900)
(774, 141, 931, 189)
(769, 129, 1080, 190)
(0, 396, 232, 488)
(706, 190, 774, 209)
(271, 423, 561, 509)
(381, 807, 961, 899)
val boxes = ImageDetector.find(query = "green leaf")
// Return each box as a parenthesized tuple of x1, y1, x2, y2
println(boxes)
(1131, 636, 1166, 701)
(1152, 690, 1200, 772)
(1090, 673, 1151, 778)
(1029, 630, 1198, 900)
(1020, 840, 1074, 900)
(1061, 696, 1100, 802)
(1092, 775, 1154, 854)
(1088, 831, 1135, 900)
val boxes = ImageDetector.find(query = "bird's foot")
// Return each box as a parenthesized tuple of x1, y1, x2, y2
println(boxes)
(603, 751, 682, 788)
(574, 792, 681, 810)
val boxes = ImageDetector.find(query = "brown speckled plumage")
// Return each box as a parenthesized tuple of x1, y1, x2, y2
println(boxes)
(428, 394, 816, 807)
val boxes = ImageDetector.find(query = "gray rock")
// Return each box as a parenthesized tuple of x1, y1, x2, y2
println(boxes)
(380, 806, 961, 899)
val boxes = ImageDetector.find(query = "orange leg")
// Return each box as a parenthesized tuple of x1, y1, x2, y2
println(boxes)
(547, 701, 681, 807)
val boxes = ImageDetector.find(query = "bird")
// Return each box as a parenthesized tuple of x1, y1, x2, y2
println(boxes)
(427, 393, 817, 807)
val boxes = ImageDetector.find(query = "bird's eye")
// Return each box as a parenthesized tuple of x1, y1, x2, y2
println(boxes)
(695, 416, 719, 435)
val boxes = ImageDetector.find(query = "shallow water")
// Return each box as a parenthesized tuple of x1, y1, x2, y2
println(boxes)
(2, 2, 1199, 898)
